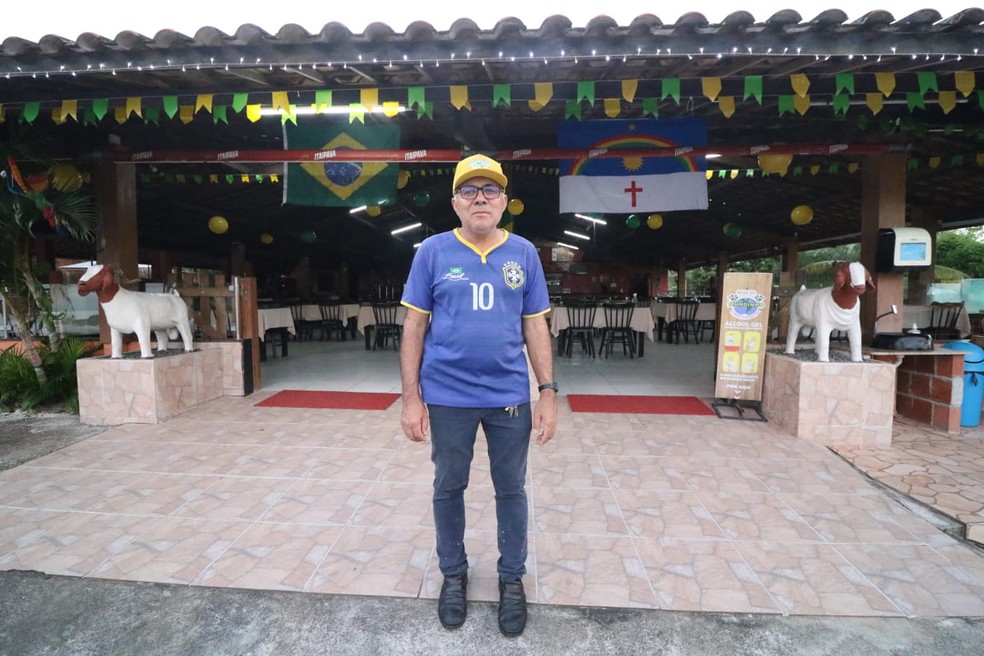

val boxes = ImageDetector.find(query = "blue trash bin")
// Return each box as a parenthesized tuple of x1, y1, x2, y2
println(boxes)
(942, 341, 984, 427)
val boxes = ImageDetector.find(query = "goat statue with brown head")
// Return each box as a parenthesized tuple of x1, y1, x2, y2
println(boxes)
(785, 261, 874, 362)
(77, 264, 194, 358)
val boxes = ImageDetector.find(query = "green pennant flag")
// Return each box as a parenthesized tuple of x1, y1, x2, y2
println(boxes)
(745, 169, 755, 177)
(828, 163, 841, 174)
(232, 93, 248, 113)
(743, 76, 763, 103)
(282, 106, 298, 125)
(778, 95, 795, 116)
(793, 166, 803, 176)
(284, 122, 400, 208)
(225, 174, 235, 184)
(565, 99, 582, 119)
(907, 158, 919, 171)
(144, 106, 161, 126)
(21, 101, 39, 123)
(835, 73, 855, 95)
(416, 100, 434, 120)
(917, 72, 939, 95)
(82, 107, 97, 126)
(408, 87, 425, 109)
(255, 175, 264, 183)
(315, 90, 332, 112)
(978, 90, 984, 110)
(162, 96, 178, 119)
(193, 175, 203, 184)
(907, 92, 925, 111)
(139, 174, 151, 183)
(576, 81, 595, 105)
(213, 105, 229, 125)
(493, 84, 511, 108)
(642, 97, 659, 118)
(717, 170, 727, 179)
(832, 93, 851, 115)
(952, 155, 964, 167)
(92, 98, 109, 120)
(164, 174, 175, 183)
(661, 79, 680, 104)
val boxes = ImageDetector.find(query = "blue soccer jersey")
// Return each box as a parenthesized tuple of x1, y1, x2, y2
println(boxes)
(401, 228, 551, 407)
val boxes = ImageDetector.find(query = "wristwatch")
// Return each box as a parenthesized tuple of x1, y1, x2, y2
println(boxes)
(538, 382, 559, 393)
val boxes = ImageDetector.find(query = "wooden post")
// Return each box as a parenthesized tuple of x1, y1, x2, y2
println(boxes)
(237, 277, 261, 391)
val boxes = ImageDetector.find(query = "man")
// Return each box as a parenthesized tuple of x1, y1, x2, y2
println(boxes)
(399, 154, 558, 637)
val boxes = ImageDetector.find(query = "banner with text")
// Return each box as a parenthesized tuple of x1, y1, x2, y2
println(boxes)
(714, 272, 773, 401)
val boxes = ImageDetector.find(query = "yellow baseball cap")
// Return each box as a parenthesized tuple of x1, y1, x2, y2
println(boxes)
(452, 154, 508, 191)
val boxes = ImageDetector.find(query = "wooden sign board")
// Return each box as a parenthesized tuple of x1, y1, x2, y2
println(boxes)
(714, 272, 773, 401)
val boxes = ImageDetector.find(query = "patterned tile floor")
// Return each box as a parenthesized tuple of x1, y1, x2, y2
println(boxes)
(2, 339, 984, 618)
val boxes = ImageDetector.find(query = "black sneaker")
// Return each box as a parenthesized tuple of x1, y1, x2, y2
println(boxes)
(497, 579, 527, 637)
(438, 573, 468, 629)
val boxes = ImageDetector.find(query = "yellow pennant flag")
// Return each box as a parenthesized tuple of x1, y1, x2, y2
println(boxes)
(810, 165, 821, 175)
(848, 163, 859, 174)
(729, 169, 739, 179)
(114, 107, 128, 125)
(875, 72, 896, 97)
(535, 82, 553, 107)
(176, 174, 186, 184)
(794, 94, 810, 115)
(718, 96, 735, 118)
(955, 71, 975, 97)
(125, 97, 142, 118)
(271, 91, 290, 113)
(360, 88, 379, 111)
(866, 93, 884, 116)
(60, 99, 78, 122)
(929, 157, 941, 169)
(209, 174, 218, 183)
(790, 73, 810, 97)
(382, 101, 400, 117)
(241, 175, 250, 183)
(706, 170, 714, 180)
(528, 100, 545, 112)
(450, 86, 471, 110)
(245, 104, 263, 123)
(51, 108, 65, 125)
(179, 105, 194, 124)
(702, 77, 722, 101)
(621, 79, 638, 103)
(271, 174, 280, 183)
(938, 90, 957, 115)
(0, 104, 4, 124)
(604, 98, 621, 118)
(195, 94, 214, 114)
(978, 153, 984, 167)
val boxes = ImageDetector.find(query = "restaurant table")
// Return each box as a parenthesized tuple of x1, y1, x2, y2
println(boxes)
(257, 308, 295, 360)
(550, 305, 656, 356)
(902, 304, 973, 338)
(651, 301, 718, 342)
(301, 303, 361, 338)
(357, 305, 409, 350)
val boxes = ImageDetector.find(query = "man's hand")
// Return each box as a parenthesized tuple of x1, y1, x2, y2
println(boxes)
(532, 393, 558, 446)
(401, 396, 429, 442)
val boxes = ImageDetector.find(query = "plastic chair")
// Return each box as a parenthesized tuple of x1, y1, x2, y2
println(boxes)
(599, 302, 636, 358)
(922, 302, 963, 341)
(318, 303, 346, 341)
(564, 301, 597, 358)
(667, 300, 700, 344)
(372, 302, 402, 351)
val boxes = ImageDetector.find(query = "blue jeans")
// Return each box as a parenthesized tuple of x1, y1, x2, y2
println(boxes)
(428, 403, 531, 581)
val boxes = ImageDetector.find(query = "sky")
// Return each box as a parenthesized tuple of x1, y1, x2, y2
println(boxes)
(2, 1, 979, 40)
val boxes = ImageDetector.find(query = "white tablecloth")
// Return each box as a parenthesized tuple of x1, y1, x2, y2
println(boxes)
(257, 308, 296, 341)
(651, 302, 717, 324)
(300, 303, 361, 322)
(902, 304, 972, 337)
(357, 305, 408, 334)
(550, 305, 656, 341)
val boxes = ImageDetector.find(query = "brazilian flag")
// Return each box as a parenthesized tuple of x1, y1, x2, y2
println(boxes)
(283, 122, 400, 207)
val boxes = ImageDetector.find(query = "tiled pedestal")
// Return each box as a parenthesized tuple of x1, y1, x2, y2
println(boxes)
(762, 351, 896, 447)
(78, 349, 224, 425)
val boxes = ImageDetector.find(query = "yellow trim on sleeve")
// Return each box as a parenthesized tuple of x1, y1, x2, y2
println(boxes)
(522, 308, 552, 319)
(401, 301, 431, 315)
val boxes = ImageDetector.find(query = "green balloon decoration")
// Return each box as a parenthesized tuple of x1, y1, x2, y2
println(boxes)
(625, 214, 641, 229)
(414, 191, 431, 207)
(723, 222, 742, 238)
(301, 230, 317, 243)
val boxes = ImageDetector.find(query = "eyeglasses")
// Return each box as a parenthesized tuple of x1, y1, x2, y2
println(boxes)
(455, 184, 503, 200)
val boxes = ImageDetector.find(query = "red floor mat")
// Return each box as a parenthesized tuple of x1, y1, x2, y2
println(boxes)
(567, 394, 714, 415)
(255, 390, 400, 410)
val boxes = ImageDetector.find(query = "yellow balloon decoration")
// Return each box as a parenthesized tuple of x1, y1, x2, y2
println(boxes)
(208, 215, 229, 234)
(49, 163, 86, 192)
(758, 153, 792, 175)
(366, 205, 382, 217)
(507, 199, 525, 216)
(397, 170, 410, 189)
(790, 205, 814, 226)
(647, 214, 663, 230)
(260, 233, 274, 245)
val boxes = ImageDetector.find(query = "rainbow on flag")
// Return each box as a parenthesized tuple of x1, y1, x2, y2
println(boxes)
(557, 118, 708, 214)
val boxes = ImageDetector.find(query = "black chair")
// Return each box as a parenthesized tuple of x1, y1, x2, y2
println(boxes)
(318, 303, 346, 341)
(667, 300, 701, 344)
(372, 302, 402, 351)
(289, 304, 316, 341)
(922, 302, 964, 341)
(564, 301, 597, 358)
(599, 302, 636, 358)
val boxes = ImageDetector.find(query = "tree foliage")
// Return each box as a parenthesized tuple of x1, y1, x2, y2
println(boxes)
(935, 229, 984, 278)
